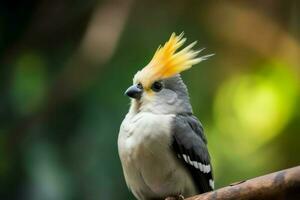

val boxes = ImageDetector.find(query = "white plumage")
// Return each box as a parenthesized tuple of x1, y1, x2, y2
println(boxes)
(118, 112, 197, 200)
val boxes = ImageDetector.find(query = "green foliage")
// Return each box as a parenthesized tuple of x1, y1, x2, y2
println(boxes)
(11, 53, 48, 115)
(210, 61, 299, 186)
(1, 1, 299, 200)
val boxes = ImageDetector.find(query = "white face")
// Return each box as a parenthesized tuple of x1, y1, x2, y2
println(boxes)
(127, 74, 192, 115)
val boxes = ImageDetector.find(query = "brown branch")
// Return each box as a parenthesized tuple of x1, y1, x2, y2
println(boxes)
(186, 166, 300, 200)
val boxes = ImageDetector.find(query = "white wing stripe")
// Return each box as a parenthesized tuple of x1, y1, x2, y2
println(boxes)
(181, 154, 211, 173)
(182, 154, 188, 163)
(209, 179, 215, 189)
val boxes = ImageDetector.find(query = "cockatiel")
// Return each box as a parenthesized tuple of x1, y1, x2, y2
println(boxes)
(118, 33, 214, 200)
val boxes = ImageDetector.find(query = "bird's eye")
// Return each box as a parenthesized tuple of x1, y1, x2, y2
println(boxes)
(151, 81, 163, 92)
(137, 83, 143, 89)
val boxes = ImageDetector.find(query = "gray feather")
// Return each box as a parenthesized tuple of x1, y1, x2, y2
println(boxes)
(171, 114, 214, 192)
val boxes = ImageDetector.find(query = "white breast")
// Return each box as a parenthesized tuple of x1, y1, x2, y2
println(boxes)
(118, 112, 196, 199)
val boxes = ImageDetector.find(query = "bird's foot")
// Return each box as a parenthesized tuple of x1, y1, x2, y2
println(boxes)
(165, 194, 184, 200)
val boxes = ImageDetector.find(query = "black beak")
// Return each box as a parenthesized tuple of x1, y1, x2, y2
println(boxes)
(125, 84, 143, 99)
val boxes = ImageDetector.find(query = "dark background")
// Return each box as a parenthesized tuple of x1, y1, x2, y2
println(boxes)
(1, 0, 299, 199)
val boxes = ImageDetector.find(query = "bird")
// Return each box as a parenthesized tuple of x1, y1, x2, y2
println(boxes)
(118, 33, 214, 200)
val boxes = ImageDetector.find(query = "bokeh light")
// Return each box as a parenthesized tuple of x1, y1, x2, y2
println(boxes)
(214, 62, 298, 152)
(210, 61, 299, 187)
(1, 1, 299, 199)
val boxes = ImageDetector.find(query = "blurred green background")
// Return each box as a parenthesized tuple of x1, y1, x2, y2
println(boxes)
(1, 0, 299, 199)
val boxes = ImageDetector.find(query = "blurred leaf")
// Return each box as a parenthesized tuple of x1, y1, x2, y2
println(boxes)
(214, 62, 298, 153)
(11, 53, 48, 115)
(210, 61, 299, 187)
(25, 140, 72, 200)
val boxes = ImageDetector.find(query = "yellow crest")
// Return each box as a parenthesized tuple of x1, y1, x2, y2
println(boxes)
(136, 33, 213, 88)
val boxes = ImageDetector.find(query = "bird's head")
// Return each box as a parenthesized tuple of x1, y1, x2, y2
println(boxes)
(125, 33, 213, 115)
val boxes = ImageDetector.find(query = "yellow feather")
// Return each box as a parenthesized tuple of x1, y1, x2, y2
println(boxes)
(137, 33, 213, 88)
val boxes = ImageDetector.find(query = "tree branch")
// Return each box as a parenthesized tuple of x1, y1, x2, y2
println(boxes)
(186, 166, 300, 200)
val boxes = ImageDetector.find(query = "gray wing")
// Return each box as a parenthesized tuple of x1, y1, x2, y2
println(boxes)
(171, 114, 214, 193)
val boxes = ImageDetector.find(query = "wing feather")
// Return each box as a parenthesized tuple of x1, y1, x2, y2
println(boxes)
(171, 114, 214, 193)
